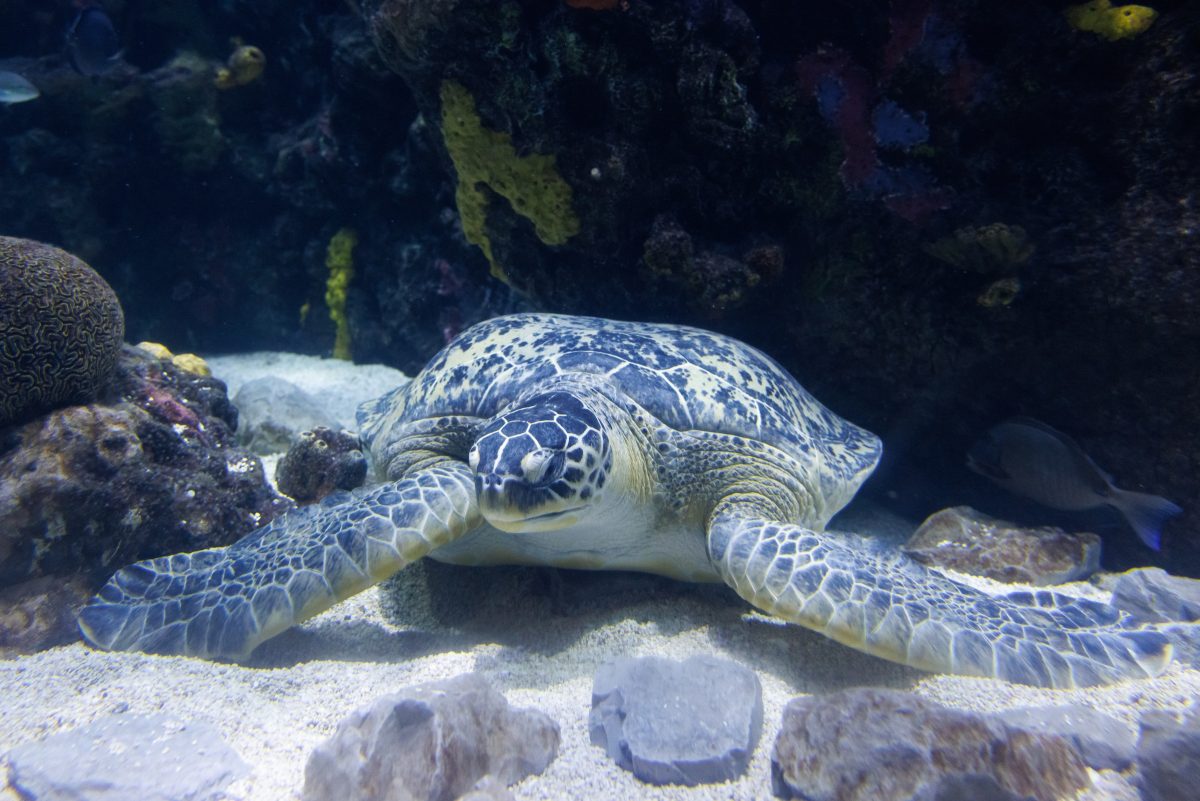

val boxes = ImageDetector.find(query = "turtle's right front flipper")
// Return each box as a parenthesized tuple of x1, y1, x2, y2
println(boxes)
(78, 463, 479, 660)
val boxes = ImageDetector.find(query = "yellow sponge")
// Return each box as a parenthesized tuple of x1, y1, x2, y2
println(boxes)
(439, 81, 579, 284)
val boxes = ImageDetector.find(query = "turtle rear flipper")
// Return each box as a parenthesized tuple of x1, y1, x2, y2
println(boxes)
(707, 509, 1172, 688)
(79, 463, 479, 660)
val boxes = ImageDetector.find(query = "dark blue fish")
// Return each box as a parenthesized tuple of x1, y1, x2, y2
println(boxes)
(66, 6, 121, 77)
(968, 417, 1182, 550)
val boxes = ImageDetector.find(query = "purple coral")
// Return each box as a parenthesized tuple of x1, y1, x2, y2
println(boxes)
(872, 100, 929, 150)
(795, 0, 973, 222)
(797, 48, 880, 187)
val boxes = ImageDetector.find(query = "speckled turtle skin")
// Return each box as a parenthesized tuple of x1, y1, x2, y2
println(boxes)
(79, 314, 1173, 687)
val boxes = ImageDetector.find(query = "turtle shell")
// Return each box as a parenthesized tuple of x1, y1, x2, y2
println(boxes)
(359, 314, 881, 504)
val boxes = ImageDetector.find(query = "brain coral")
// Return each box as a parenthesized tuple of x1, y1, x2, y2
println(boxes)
(0, 236, 125, 427)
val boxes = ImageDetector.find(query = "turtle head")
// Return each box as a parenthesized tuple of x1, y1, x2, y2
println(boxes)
(470, 391, 613, 532)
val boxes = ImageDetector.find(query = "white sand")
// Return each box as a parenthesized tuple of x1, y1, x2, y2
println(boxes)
(2, 354, 1196, 800)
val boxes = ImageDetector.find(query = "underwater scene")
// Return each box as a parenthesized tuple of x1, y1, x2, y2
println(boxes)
(1, 1, 1199, 799)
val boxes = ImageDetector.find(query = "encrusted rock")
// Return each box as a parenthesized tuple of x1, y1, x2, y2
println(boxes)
(302, 672, 559, 801)
(0, 346, 289, 591)
(589, 654, 763, 786)
(276, 426, 368, 503)
(1110, 567, 1200, 624)
(4, 713, 247, 801)
(771, 688, 1090, 801)
(994, 704, 1135, 770)
(457, 775, 517, 801)
(904, 506, 1101, 585)
(1159, 623, 1200, 669)
(233, 376, 340, 455)
(1136, 708, 1200, 801)
(0, 576, 91, 656)
(0, 236, 124, 428)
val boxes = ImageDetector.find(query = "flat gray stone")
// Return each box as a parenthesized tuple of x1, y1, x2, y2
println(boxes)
(1111, 567, 1200, 624)
(771, 688, 1090, 801)
(905, 506, 1101, 585)
(589, 654, 763, 786)
(233, 376, 339, 455)
(1137, 708, 1200, 801)
(5, 713, 247, 801)
(302, 672, 559, 801)
(994, 704, 1135, 770)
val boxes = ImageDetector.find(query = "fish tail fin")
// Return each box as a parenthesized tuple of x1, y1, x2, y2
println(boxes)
(1111, 489, 1183, 551)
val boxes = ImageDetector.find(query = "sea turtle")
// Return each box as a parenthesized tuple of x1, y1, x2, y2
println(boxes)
(79, 314, 1172, 687)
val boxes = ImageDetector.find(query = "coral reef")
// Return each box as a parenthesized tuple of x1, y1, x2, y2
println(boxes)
(135, 342, 212, 376)
(925, 224, 1034, 274)
(439, 80, 580, 285)
(0, 236, 124, 427)
(640, 216, 783, 320)
(564, 0, 625, 10)
(147, 51, 227, 174)
(0, 346, 289, 589)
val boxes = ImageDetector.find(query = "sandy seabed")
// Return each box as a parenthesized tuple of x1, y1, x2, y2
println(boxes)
(2, 353, 1196, 801)
(2, 560, 1197, 801)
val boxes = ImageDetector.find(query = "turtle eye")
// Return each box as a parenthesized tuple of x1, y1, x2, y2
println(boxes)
(520, 448, 555, 483)
(468, 445, 480, 471)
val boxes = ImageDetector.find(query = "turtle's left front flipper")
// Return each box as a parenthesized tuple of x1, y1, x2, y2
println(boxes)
(78, 462, 479, 660)
(707, 509, 1171, 688)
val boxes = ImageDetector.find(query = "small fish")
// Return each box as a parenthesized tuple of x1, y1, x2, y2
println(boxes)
(0, 71, 39, 104)
(66, 6, 121, 77)
(967, 417, 1182, 550)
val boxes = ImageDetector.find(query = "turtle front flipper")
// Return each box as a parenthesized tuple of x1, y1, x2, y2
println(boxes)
(707, 509, 1172, 688)
(79, 463, 479, 660)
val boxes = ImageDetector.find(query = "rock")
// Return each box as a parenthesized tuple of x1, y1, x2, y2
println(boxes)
(4, 713, 247, 801)
(276, 426, 368, 503)
(1158, 623, 1200, 669)
(908, 774, 1030, 801)
(1110, 567, 1200, 624)
(203, 353, 411, 432)
(0, 576, 91, 656)
(302, 672, 559, 801)
(771, 688, 1090, 801)
(0, 346, 289, 589)
(457, 775, 517, 801)
(0, 236, 125, 428)
(1136, 708, 1200, 801)
(994, 704, 1135, 770)
(589, 654, 763, 786)
(904, 506, 1101, 585)
(233, 376, 340, 455)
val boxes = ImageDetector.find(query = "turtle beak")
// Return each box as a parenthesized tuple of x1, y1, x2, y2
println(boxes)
(476, 473, 507, 513)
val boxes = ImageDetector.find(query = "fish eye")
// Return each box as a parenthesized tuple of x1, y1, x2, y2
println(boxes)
(468, 445, 479, 470)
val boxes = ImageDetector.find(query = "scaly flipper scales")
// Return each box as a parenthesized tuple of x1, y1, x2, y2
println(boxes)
(78, 462, 479, 660)
(708, 508, 1171, 688)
